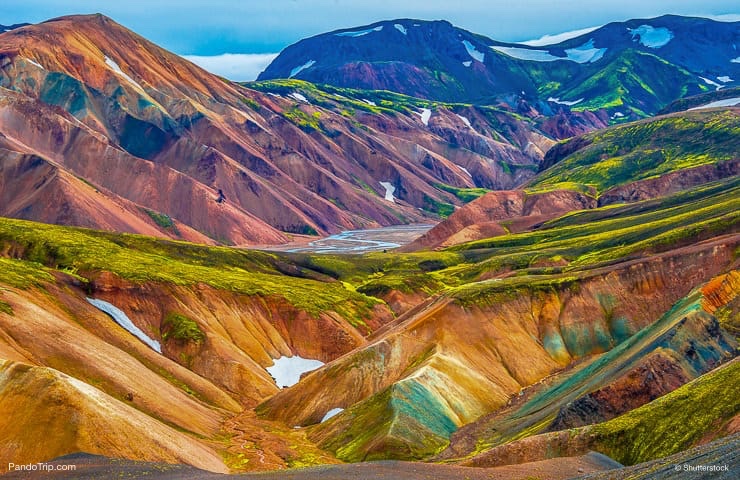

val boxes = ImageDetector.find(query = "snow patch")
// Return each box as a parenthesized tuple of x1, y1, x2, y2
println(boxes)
(86, 298, 161, 353)
(548, 97, 584, 106)
(700, 76, 724, 91)
(491, 46, 561, 62)
(456, 114, 472, 128)
(458, 165, 472, 177)
(717, 76, 733, 83)
(628, 25, 674, 48)
(321, 408, 344, 422)
(379, 181, 396, 202)
(688, 97, 740, 110)
(335, 26, 383, 37)
(24, 58, 44, 70)
(416, 108, 431, 126)
(611, 111, 625, 119)
(394, 24, 407, 35)
(104, 56, 144, 91)
(289, 60, 316, 78)
(267, 355, 324, 388)
(565, 39, 606, 63)
(462, 60, 472, 67)
(289, 92, 309, 103)
(492, 41, 604, 64)
(462, 40, 485, 63)
(732, 57, 740, 64)
(362, 98, 376, 106)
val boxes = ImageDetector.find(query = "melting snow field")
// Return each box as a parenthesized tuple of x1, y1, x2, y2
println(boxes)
(565, 39, 606, 63)
(629, 25, 674, 48)
(491, 46, 561, 62)
(267, 355, 324, 388)
(288, 92, 309, 103)
(689, 97, 740, 110)
(104, 55, 144, 91)
(379, 181, 396, 202)
(321, 408, 344, 422)
(701, 76, 724, 91)
(336, 26, 383, 37)
(289, 60, 316, 78)
(394, 24, 407, 35)
(416, 108, 431, 126)
(86, 298, 161, 353)
(456, 114, 472, 128)
(548, 97, 584, 106)
(492, 40, 604, 64)
(462, 40, 485, 63)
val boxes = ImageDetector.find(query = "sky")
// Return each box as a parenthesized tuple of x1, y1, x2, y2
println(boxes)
(1, 1, 738, 80)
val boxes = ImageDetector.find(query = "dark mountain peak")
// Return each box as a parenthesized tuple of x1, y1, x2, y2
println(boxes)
(259, 15, 738, 113)
(0, 22, 30, 33)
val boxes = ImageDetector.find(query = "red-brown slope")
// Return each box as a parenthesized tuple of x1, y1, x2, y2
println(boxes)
(406, 189, 596, 250)
(0, 144, 214, 243)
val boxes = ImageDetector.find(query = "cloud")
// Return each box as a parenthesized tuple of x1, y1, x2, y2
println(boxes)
(520, 26, 601, 46)
(702, 13, 740, 21)
(182, 53, 278, 81)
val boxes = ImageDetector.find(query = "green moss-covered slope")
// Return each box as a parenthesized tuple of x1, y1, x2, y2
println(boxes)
(531, 109, 739, 194)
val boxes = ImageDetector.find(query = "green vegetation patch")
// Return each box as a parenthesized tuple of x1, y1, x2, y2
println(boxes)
(0, 257, 54, 288)
(532, 109, 740, 193)
(0, 218, 379, 323)
(162, 312, 205, 344)
(142, 208, 175, 229)
(0, 300, 13, 316)
(434, 183, 490, 203)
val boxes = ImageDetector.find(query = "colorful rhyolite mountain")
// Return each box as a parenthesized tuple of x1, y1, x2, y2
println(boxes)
(0, 14, 610, 245)
(260, 15, 739, 117)
(0, 11, 738, 480)
(1, 101, 738, 476)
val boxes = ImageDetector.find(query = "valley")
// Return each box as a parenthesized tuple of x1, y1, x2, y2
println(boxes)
(0, 8, 738, 480)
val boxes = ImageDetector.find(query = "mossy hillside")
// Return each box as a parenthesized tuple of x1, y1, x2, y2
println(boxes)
(444, 180, 738, 298)
(286, 250, 462, 296)
(591, 358, 740, 465)
(247, 78, 449, 116)
(531, 109, 739, 194)
(0, 257, 54, 288)
(434, 183, 490, 203)
(562, 50, 705, 115)
(0, 218, 379, 323)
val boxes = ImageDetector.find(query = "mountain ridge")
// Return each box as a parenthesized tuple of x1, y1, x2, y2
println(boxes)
(259, 15, 738, 117)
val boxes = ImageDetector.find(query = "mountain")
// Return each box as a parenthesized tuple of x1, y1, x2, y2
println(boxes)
(259, 15, 739, 117)
(0, 23, 29, 33)
(0, 15, 605, 245)
(0, 11, 738, 480)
